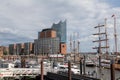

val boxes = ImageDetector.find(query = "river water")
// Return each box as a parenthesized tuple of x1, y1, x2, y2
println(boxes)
(85, 66, 120, 80)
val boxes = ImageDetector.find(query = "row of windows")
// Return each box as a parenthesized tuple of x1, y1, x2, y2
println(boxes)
(34, 38, 60, 54)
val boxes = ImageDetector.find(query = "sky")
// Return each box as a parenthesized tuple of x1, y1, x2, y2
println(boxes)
(0, 0, 120, 52)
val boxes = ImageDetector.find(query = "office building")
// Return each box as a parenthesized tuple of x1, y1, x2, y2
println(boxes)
(24, 42, 34, 55)
(38, 28, 56, 39)
(60, 43, 67, 55)
(51, 20, 67, 43)
(0, 46, 9, 57)
(51, 20, 67, 55)
(34, 28, 60, 55)
(7, 21, 67, 56)
(16, 43, 24, 55)
(9, 44, 16, 55)
(34, 38, 60, 55)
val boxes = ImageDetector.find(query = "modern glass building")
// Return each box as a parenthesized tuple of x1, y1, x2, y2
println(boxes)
(34, 28, 60, 55)
(24, 42, 34, 55)
(34, 21, 67, 55)
(34, 38, 60, 55)
(9, 44, 16, 55)
(51, 20, 67, 43)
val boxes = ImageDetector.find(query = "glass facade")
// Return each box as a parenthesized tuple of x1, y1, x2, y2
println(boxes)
(34, 38, 60, 55)
(24, 42, 30, 55)
(9, 44, 15, 55)
(51, 20, 66, 43)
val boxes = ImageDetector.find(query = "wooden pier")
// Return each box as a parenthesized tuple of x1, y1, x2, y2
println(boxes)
(115, 64, 120, 70)
(45, 72, 100, 80)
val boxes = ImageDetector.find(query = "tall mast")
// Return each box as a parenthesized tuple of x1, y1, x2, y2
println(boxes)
(105, 18, 108, 53)
(77, 33, 80, 54)
(112, 14, 118, 55)
(73, 32, 76, 63)
(93, 24, 102, 54)
(93, 23, 109, 67)
(78, 40, 80, 55)
(70, 35, 72, 56)
(105, 18, 109, 58)
(93, 24, 109, 50)
(77, 33, 80, 60)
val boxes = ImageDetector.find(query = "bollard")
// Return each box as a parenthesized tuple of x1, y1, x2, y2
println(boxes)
(68, 61, 71, 80)
(41, 59, 44, 80)
(21, 56, 26, 68)
(80, 60, 82, 75)
(110, 60, 115, 80)
(83, 55, 86, 75)
(99, 55, 101, 68)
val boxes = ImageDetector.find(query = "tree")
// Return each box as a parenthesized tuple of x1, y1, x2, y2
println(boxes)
(3, 51, 8, 55)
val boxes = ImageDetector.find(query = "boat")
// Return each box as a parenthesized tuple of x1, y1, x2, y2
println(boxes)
(85, 57, 95, 67)
(71, 65, 80, 74)
(86, 60, 95, 67)
(0, 62, 15, 68)
(101, 59, 110, 68)
(57, 63, 80, 74)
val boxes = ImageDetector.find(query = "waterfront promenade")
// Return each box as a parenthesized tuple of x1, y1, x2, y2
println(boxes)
(1, 54, 120, 80)
(0, 62, 120, 80)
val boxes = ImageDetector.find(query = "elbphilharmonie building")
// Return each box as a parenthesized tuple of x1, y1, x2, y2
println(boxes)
(51, 20, 66, 43)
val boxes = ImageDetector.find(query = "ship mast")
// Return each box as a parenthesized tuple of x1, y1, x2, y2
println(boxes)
(112, 14, 118, 55)
(69, 35, 72, 58)
(77, 33, 80, 62)
(73, 32, 76, 63)
(93, 23, 109, 67)
(105, 18, 109, 58)
(93, 24, 109, 51)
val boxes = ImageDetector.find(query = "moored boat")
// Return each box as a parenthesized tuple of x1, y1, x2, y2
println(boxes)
(86, 60, 95, 67)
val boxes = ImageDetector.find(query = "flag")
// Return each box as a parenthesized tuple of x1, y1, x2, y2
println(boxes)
(112, 14, 115, 17)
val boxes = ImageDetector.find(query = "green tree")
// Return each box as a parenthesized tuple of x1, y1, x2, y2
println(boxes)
(3, 51, 8, 55)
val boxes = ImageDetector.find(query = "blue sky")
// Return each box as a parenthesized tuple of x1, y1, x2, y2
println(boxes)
(0, 0, 120, 52)
(104, 0, 120, 7)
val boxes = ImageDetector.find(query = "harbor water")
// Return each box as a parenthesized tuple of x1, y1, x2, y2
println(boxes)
(85, 66, 120, 80)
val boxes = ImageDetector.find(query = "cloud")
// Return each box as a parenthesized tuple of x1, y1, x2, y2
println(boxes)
(0, 32, 33, 45)
(0, 0, 120, 52)
(0, 28, 17, 34)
